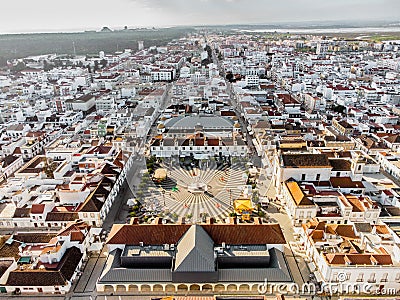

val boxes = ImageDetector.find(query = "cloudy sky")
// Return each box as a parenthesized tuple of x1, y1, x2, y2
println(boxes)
(2, 0, 400, 33)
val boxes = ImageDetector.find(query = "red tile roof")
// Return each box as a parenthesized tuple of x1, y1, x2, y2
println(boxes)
(31, 204, 45, 214)
(106, 223, 286, 245)
(106, 224, 191, 245)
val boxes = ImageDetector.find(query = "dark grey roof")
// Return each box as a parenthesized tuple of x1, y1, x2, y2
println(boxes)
(102, 268, 172, 283)
(99, 248, 291, 284)
(174, 225, 215, 272)
(99, 248, 172, 283)
(218, 268, 289, 282)
(218, 249, 291, 282)
(353, 222, 373, 233)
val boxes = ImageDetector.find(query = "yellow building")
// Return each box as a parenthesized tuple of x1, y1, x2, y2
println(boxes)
(233, 199, 253, 221)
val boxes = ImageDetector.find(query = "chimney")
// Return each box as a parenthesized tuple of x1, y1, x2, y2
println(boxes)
(229, 217, 237, 224)
(254, 217, 262, 225)
(129, 217, 139, 225)
(177, 217, 185, 225)
(206, 217, 214, 224)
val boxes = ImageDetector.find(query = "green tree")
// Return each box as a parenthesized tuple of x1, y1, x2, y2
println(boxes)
(93, 60, 99, 72)
(100, 58, 108, 68)
(12, 61, 26, 72)
(43, 60, 54, 71)
(226, 71, 234, 82)
(43, 158, 57, 179)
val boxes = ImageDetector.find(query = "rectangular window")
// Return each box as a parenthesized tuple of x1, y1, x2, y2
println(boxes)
(301, 174, 306, 181)
(368, 273, 376, 283)
(316, 174, 320, 181)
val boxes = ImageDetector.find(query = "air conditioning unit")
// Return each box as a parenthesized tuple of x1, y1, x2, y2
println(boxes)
(216, 247, 224, 254)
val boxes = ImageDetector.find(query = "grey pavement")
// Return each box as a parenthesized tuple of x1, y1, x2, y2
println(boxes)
(64, 61, 314, 299)
(74, 257, 97, 293)
(85, 256, 107, 292)
(67, 85, 173, 299)
(266, 202, 311, 290)
(0, 297, 65, 300)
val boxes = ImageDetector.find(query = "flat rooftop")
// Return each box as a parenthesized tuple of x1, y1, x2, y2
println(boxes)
(123, 245, 173, 258)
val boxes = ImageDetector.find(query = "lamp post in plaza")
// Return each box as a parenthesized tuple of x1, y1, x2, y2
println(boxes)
(226, 188, 232, 208)
(159, 187, 166, 207)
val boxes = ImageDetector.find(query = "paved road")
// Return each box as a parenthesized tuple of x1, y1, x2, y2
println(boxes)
(66, 51, 312, 300)
(67, 168, 138, 299)
(265, 202, 311, 290)
(66, 83, 174, 299)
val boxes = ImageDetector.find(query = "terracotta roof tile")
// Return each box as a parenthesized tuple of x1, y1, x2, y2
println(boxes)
(106, 224, 191, 245)
(282, 154, 331, 168)
(330, 177, 364, 189)
(7, 247, 82, 286)
(285, 181, 314, 206)
(202, 224, 286, 245)
(31, 204, 45, 214)
(107, 223, 286, 246)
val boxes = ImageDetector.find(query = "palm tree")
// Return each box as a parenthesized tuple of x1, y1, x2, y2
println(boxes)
(43, 157, 57, 179)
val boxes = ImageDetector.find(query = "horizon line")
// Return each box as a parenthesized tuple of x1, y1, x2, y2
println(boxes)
(1, 19, 400, 35)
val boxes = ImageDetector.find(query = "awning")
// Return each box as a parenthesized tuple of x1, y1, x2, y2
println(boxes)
(194, 153, 209, 159)
(18, 256, 31, 264)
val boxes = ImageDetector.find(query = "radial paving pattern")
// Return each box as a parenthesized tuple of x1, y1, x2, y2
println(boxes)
(140, 157, 248, 222)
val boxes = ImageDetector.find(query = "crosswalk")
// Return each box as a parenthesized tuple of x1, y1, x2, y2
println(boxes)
(138, 158, 248, 222)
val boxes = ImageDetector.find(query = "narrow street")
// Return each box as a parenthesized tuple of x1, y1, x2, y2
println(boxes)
(67, 45, 311, 300)
(65, 83, 174, 299)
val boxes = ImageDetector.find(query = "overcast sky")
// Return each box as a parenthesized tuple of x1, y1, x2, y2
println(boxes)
(2, 0, 400, 33)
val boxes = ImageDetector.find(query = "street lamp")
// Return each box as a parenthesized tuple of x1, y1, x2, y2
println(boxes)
(159, 187, 166, 207)
(226, 188, 232, 207)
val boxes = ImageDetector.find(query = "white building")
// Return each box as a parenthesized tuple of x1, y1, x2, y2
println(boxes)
(303, 220, 400, 292)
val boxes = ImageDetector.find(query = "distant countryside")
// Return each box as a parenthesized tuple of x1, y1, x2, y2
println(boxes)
(0, 27, 193, 67)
